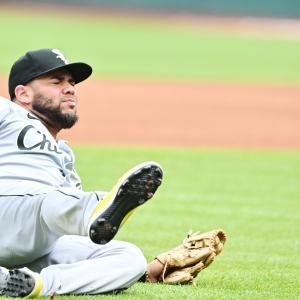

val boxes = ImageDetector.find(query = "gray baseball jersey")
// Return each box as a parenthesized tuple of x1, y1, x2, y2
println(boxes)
(0, 96, 81, 189)
(0, 95, 93, 267)
(0, 96, 146, 294)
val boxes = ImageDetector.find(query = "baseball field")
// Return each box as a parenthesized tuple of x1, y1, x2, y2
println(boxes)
(0, 3, 300, 299)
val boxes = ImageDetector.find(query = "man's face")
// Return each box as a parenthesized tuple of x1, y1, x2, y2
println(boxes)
(27, 69, 79, 129)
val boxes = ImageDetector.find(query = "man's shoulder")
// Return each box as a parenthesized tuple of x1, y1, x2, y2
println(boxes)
(0, 96, 28, 117)
(0, 96, 11, 106)
(0, 96, 13, 117)
(0, 96, 22, 111)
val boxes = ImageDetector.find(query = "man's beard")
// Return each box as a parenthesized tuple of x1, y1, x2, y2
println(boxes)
(32, 93, 78, 129)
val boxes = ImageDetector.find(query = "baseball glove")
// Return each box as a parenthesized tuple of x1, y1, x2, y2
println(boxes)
(156, 229, 227, 285)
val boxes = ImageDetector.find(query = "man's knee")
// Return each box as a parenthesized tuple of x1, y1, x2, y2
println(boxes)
(117, 242, 147, 282)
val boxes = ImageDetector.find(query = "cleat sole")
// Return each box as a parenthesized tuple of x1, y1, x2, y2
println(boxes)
(87, 162, 163, 244)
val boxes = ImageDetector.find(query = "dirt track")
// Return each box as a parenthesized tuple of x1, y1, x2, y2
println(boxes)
(1, 78, 299, 150)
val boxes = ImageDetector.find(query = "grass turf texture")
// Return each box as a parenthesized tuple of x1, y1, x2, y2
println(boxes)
(0, 8, 300, 84)
(50, 145, 300, 300)
(1, 6, 299, 300)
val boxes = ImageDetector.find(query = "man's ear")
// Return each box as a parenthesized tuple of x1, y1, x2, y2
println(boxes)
(14, 85, 32, 104)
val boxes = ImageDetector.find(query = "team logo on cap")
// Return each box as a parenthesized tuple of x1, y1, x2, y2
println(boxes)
(52, 49, 68, 64)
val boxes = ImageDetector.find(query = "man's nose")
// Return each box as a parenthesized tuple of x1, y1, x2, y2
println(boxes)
(63, 83, 76, 95)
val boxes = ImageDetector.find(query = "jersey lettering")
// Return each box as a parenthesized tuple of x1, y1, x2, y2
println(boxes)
(17, 125, 63, 154)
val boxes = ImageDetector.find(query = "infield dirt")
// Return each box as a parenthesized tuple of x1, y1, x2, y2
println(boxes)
(0, 78, 299, 150)
(0, 6, 299, 150)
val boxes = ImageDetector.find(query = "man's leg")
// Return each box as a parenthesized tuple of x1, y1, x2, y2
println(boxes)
(1, 162, 163, 297)
(12, 236, 147, 295)
(0, 185, 103, 267)
(41, 162, 163, 244)
(0, 162, 163, 258)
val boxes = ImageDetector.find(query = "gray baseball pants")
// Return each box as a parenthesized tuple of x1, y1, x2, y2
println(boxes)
(0, 181, 146, 295)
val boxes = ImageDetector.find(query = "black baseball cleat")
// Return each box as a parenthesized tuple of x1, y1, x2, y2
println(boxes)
(87, 161, 163, 244)
(1, 268, 42, 298)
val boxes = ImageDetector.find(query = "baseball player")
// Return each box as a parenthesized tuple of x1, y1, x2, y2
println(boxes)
(0, 49, 166, 297)
(0, 49, 227, 297)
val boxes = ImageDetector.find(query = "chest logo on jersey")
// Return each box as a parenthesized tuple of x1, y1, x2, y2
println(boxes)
(17, 125, 62, 154)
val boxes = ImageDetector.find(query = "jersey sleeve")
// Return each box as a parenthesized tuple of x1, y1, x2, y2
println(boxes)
(0, 97, 12, 126)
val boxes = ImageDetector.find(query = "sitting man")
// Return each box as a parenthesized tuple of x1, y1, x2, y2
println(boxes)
(0, 49, 226, 297)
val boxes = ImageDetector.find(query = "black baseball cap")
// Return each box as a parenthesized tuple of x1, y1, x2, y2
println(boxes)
(9, 48, 92, 99)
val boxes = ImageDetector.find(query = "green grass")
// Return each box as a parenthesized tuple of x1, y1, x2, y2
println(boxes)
(1, 5, 300, 299)
(0, 8, 300, 83)
(41, 145, 299, 300)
